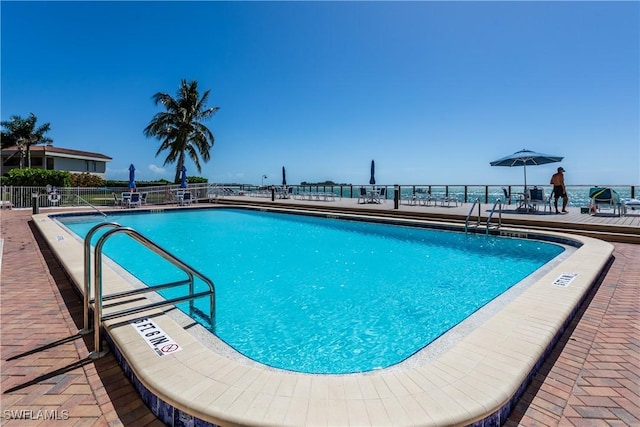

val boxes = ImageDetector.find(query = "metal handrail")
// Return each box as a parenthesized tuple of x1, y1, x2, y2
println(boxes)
(81, 222, 121, 333)
(88, 226, 215, 357)
(69, 194, 108, 219)
(486, 199, 503, 234)
(464, 198, 481, 233)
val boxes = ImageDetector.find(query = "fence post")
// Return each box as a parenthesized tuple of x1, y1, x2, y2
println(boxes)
(32, 193, 39, 214)
(394, 185, 399, 209)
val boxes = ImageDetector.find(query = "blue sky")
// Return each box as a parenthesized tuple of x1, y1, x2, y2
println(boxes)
(2, 1, 638, 187)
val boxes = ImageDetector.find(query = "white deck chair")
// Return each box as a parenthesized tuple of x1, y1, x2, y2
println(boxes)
(357, 187, 367, 204)
(528, 187, 550, 213)
(181, 191, 193, 206)
(121, 192, 131, 207)
(376, 187, 387, 203)
(502, 187, 512, 205)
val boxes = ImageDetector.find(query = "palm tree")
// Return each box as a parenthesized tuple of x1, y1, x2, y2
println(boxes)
(0, 113, 53, 168)
(144, 79, 220, 183)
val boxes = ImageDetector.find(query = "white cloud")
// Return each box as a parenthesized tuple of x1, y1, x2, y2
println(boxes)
(148, 164, 166, 175)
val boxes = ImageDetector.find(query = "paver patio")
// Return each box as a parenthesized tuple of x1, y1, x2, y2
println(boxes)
(1, 208, 638, 426)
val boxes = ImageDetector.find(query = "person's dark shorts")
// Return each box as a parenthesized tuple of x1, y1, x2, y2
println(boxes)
(553, 185, 567, 198)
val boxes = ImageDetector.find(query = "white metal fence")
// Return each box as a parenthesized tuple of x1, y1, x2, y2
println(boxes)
(1, 184, 637, 209)
(0, 183, 215, 209)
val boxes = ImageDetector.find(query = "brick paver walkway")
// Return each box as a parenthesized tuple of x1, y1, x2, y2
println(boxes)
(505, 241, 640, 426)
(1, 208, 638, 426)
(1, 209, 163, 426)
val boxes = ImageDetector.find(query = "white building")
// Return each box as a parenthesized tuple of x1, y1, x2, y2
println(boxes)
(1, 145, 112, 178)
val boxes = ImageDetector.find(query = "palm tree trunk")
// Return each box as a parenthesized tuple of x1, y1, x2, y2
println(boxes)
(175, 154, 185, 184)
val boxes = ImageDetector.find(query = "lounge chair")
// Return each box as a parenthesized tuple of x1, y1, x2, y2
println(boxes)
(418, 192, 435, 206)
(589, 187, 621, 216)
(140, 192, 148, 205)
(402, 192, 418, 205)
(128, 192, 142, 208)
(621, 198, 640, 215)
(113, 192, 122, 208)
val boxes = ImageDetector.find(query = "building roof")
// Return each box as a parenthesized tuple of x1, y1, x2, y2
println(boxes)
(1, 145, 112, 161)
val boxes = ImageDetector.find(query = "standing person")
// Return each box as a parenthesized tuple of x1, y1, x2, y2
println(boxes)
(550, 166, 568, 214)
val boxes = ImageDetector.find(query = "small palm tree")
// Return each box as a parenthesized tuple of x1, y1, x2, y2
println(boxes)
(144, 79, 220, 183)
(0, 113, 53, 168)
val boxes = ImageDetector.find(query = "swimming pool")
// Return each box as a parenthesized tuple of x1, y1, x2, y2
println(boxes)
(38, 204, 613, 426)
(59, 208, 564, 374)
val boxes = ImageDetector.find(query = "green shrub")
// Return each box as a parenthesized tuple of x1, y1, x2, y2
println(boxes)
(5, 168, 72, 186)
(186, 176, 208, 184)
(104, 177, 207, 187)
(70, 172, 106, 187)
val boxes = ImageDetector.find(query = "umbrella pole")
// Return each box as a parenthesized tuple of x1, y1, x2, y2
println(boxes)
(523, 163, 527, 192)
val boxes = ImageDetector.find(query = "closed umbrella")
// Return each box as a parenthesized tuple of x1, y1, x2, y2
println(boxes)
(180, 165, 187, 188)
(490, 149, 563, 191)
(282, 166, 287, 186)
(128, 164, 136, 190)
(369, 160, 376, 185)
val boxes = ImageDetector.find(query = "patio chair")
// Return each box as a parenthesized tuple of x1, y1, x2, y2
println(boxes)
(377, 187, 387, 203)
(112, 192, 122, 208)
(589, 187, 621, 216)
(502, 187, 512, 205)
(528, 187, 550, 212)
(357, 187, 367, 204)
(121, 192, 131, 207)
(128, 192, 142, 208)
(140, 192, 148, 205)
(180, 191, 193, 206)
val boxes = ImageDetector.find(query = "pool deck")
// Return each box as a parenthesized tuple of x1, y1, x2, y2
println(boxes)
(0, 200, 638, 426)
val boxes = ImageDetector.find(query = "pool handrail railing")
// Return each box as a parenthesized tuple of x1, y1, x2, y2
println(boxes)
(486, 198, 503, 234)
(465, 198, 482, 233)
(85, 225, 216, 358)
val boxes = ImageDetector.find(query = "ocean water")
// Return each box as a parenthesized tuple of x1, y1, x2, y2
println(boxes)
(323, 185, 636, 207)
(60, 208, 564, 374)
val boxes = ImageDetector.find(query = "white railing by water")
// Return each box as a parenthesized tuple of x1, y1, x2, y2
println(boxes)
(2, 184, 637, 209)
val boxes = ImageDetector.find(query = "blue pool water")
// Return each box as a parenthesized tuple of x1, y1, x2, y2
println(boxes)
(59, 208, 564, 374)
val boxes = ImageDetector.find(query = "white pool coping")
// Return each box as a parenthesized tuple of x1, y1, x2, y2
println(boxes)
(33, 206, 614, 426)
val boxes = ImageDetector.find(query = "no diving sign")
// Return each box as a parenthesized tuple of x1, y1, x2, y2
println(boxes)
(553, 273, 577, 287)
(130, 317, 183, 357)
